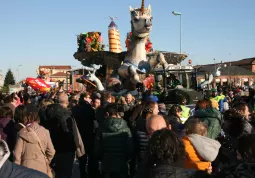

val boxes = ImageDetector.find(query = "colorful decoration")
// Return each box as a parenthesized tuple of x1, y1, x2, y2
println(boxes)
(26, 78, 51, 92)
(36, 68, 50, 82)
(143, 74, 155, 89)
(77, 32, 105, 52)
(125, 32, 153, 53)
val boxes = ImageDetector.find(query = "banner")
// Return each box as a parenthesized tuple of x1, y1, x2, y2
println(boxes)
(26, 78, 51, 92)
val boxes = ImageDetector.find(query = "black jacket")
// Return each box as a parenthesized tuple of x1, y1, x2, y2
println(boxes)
(212, 162, 255, 178)
(45, 104, 76, 153)
(72, 100, 95, 148)
(95, 117, 133, 173)
(134, 117, 149, 162)
(136, 162, 204, 178)
(0, 160, 49, 178)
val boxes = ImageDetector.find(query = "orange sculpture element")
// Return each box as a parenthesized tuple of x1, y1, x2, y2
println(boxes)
(143, 74, 155, 89)
(26, 78, 51, 92)
(108, 19, 122, 53)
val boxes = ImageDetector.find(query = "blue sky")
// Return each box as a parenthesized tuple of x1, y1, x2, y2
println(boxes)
(1, 0, 255, 81)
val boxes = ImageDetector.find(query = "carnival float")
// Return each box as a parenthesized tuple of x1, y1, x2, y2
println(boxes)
(73, 0, 203, 104)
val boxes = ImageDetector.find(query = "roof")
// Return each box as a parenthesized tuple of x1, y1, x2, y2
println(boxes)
(197, 66, 255, 76)
(50, 72, 67, 77)
(195, 57, 255, 68)
(39, 65, 71, 69)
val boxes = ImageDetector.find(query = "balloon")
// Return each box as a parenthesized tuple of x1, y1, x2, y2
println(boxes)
(26, 78, 51, 92)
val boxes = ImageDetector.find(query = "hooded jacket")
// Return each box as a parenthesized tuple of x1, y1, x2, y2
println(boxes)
(0, 140, 49, 178)
(13, 123, 55, 175)
(194, 108, 223, 139)
(183, 134, 221, 170)
(95, 117, 133, 173)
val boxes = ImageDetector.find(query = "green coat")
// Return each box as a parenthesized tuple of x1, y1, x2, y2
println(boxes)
(95, 117, 133, 173)
(194, 108, 223, 139)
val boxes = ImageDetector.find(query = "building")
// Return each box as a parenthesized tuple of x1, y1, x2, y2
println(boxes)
(197, 57, 255, 72)
(196, 65, 255, 87)
(38, 65, 71, 89)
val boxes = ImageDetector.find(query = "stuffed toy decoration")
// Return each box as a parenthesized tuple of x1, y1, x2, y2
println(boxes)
(77, 32, 105, 52)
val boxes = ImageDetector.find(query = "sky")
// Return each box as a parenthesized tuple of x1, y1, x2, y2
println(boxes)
(1, 0, 255, 81)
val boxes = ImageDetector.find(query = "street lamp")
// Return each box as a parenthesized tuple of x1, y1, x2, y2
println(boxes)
(172, 11, 182, 53)
(16, 65, 22, 83)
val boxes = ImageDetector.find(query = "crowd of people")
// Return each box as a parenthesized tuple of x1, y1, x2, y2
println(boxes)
(0, 86, 255, 178)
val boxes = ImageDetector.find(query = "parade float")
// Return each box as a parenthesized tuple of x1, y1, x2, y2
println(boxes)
(73, 0, 202, 104)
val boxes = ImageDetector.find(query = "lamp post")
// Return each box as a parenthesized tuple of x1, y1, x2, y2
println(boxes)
(172, 11, 182, 53)
(16, 65, 22, 83)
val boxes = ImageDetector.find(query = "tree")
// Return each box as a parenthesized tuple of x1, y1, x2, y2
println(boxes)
(4, 69, 15, 86)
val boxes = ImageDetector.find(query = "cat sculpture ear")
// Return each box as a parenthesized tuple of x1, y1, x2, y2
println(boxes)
(148, 4, 151, 13)
(129, 6, 134, 11)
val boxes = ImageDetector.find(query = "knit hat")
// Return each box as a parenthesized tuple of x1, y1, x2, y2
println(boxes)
(146, 95, 159, 102)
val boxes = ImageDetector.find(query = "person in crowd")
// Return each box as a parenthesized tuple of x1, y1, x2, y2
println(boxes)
(183, 119, 221, 173)
(72, 92, 98, 178)
(146, 115, 167, 137)
(223, 96, 230, 112)
(92, 96, 101, 111)
(45, 92, 76, 178)
(13, 105, 55, 175)
(0, 107, 16, 154)
(194, 99, 223, 139)
(136, 128, 208, 178)
(96, 91, 113, 125)
(0, 140, 49, 178)
(167, 104, 182, 123)
(233, 102, 253, 134)
(14, 105, 30, 132)
(135, 101, 159, 163)
(213, 134, 255, 178)
(68, 94, 79, 109)
(213, 109, 247, 173)
(178, 96, 191, 123)
(38, 99, 54, 129)
(158, 103, 167, 116)
(122, 93, 136, 128)
(23, 93, 38, 113)
(165, 105, 185, 138)
(3, 95, 16, 116)
(95, 104, 133, 178)
(214, 89, 226, 112)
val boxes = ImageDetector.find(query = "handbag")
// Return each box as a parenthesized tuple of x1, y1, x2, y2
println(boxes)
(28, 127, 54, 178)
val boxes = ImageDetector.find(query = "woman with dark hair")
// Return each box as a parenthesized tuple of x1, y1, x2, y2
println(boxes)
(38, 99, 54, 129)
(136, 129, 209, 178)
(233, 102, 253, 134)
(213, 134, 255, 178)
(165, 105, 185, 138)
(13, 107, 55, 175)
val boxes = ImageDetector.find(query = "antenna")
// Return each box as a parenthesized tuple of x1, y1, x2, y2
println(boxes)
(105, 16, 119, 21)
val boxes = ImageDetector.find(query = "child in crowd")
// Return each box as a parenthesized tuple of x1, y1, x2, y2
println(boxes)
(182, 118, 221, 173)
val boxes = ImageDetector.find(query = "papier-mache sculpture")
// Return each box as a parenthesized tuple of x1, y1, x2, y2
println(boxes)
(118, 0, 168, 85)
